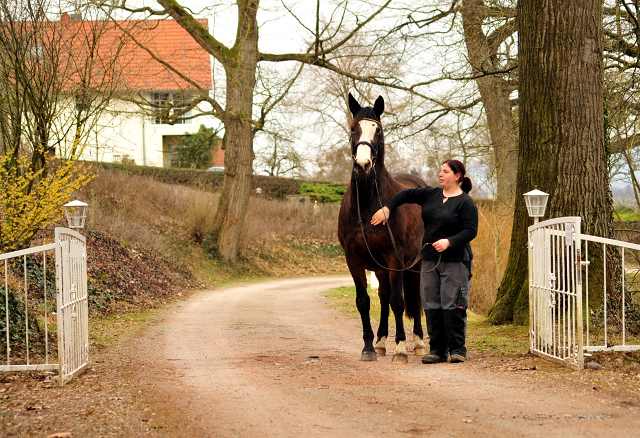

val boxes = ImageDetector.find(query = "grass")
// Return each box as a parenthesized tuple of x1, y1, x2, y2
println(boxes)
(323, 285, 380, 319)
(78, 166, 518, 319)
(80, 167, 346, 284)
(89, 309, 161, 349)
(467, 313, 529, 356)
(470, 203, 512, 315)
(616, 212, 640, 221)
(614, 205, 640, 221)
(323, 284, 530, 357)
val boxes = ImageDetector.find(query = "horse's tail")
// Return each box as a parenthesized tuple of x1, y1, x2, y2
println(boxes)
(403, 270, 422, 320)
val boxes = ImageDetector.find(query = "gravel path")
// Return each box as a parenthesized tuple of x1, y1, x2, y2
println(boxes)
(2, 275, 640, 437)
(125, 276, 640, 437)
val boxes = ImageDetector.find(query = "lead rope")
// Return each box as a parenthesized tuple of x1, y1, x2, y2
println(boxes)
(354, 170, 441, 274)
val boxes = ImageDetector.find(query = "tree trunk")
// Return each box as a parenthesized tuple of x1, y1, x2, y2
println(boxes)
(489, 0, 610, 324)
(213, 0, 259, 262)
(461, 0, 518, 206)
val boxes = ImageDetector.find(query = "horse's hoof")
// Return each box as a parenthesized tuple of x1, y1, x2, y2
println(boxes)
(413, 347, 426, 356)
(361, 351, 377, 361)
(391, 353, 408, 364)
(375, 347, 386, 356)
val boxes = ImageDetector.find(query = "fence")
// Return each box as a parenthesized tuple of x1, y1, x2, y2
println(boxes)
(529, 217, 640, 370)
(0, 228, 89, 385)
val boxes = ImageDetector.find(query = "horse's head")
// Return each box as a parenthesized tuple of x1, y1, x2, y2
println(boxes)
(348, 93, 385, 176)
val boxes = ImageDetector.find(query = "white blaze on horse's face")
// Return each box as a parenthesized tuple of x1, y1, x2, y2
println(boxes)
(354, 119, 379, 170)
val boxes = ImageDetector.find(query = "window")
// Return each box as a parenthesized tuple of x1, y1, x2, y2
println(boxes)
(166, 143, 180, 168)
(151, 93, 192, 125)
(113, 154, 132, 164)
(29, 44, 44, 60)
(75, 93, 89, 114)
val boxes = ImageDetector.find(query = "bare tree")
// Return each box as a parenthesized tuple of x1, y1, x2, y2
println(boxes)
(0, 1, 128, 251)
(255, 129, 307, 178)
(387, 1, 518, 204)
(102, 0, 446, 261)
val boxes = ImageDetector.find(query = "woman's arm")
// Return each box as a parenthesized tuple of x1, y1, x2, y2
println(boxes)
(370, 187, 431, 226)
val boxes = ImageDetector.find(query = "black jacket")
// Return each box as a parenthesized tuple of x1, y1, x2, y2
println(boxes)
(385, 186, 478, 262)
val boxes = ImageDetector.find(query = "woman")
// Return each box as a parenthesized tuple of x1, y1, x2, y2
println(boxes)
(371, 159, 478, 363)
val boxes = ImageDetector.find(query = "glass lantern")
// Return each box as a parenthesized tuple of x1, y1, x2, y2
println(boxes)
(63, 199, 89, 229)
(523, 189, 549, 223)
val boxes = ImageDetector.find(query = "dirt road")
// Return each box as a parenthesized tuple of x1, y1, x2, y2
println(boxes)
(115, 276, 640, 438)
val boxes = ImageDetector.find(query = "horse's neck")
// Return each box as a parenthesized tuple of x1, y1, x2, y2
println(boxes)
(351, 166, 391, 210)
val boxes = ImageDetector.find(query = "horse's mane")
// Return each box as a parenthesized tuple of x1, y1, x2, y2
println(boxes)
(350, 107, 380, 129)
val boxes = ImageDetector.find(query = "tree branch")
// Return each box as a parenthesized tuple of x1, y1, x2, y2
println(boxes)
(155, 0, 236, 65)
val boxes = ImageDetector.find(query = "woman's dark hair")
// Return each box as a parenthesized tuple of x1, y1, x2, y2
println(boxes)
(442, 159, 472, 194)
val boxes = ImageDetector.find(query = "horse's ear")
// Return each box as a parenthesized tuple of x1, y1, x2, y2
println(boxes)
(348, 93, 361, 116)
(374, 95, 384, 118)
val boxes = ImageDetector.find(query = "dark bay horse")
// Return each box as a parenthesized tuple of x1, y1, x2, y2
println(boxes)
(338, 93, 426, 362)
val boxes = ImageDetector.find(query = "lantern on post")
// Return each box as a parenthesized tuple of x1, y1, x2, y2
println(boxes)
(63, 198, 89, 229)
(523, 189, 549, 225)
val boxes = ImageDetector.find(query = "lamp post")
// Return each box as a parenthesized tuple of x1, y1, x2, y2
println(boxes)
(63, 198, 89, 229)
(523, 189, 549, 225)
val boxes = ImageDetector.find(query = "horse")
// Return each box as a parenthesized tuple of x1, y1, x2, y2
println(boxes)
(337, 93, 426, 363)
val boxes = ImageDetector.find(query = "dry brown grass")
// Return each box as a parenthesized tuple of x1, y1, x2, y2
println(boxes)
(469, 202, 513, 315)
(83, 167, 510, 314)
(241, 198, 340, 247)
(82, 167, 217, 251)
(82, 167, 340, 255)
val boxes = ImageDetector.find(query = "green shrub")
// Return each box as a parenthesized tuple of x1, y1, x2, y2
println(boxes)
(300, 182, 347, 203)
(177, 125, 221, 169)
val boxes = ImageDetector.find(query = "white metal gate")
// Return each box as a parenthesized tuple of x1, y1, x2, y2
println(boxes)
(55, 228, 89, 385)
(0, 227, 89, 385)
(529, 217, 584, 370)
(530, 216, 640, 369)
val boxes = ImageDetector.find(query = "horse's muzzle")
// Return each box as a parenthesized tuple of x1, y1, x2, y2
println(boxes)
(353, 143, 374, 174)
(353, 157, 373, 174)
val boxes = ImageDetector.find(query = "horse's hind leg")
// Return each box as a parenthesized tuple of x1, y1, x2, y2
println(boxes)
(374, 271, 390, 356)
(405, 269, 426, 356)
(349, 265, 376, 361)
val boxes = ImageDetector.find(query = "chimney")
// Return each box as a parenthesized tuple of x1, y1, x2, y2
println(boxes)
(61, 12, 70, 23)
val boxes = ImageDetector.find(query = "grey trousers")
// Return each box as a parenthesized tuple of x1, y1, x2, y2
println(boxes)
(420, 260, 470, 310)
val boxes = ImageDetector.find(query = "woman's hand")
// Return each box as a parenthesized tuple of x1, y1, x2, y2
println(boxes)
(370, 207, 390, 226)
(432, 239, 451, 252)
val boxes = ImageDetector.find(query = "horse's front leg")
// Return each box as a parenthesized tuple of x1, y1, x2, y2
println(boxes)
(349, 265, 376, 361)
(388, 267, 408, 364)
(374, 271, 390, 356)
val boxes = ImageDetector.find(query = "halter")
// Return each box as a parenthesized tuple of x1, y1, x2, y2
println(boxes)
(350, 117, 384, 158)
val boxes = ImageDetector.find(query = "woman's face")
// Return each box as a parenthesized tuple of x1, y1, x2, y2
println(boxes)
(439, 163, 461, 190)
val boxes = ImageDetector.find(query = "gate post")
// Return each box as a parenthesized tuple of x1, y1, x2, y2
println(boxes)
(575, 224, 584, 370)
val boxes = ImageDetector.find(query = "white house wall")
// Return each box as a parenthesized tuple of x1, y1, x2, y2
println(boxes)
(78, 99, 203, 167)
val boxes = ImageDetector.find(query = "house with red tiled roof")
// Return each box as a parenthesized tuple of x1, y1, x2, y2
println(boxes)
(64, 13, 222, 168)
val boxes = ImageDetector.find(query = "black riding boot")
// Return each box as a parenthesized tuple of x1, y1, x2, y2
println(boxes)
(443, 308, 467, 362)
(422, 309, 448, 363)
